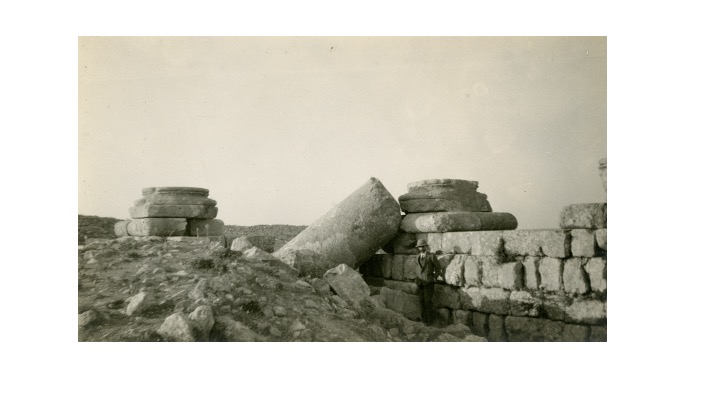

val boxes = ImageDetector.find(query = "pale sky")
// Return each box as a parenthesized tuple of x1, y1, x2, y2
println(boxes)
(79, 36, 606, 229)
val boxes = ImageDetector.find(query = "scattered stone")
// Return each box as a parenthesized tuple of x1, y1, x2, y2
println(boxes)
(230, 236, 254, 252)
(560, 203, 607, 229)
(126, 292, 152, 316)
(188, 305, 214, 340)
(472, 312, 488, 337)
(158, 313, 196, 342)
(269, 326, 282, 337)
(274, 178, 402, 278)
(368, 295, 387, 309)
(289, 319, 306, 332)
(188, 278, 207, 301)
(78, 310, 98, 328)
(401, 212, 518, 233)
(273, 306, 287, 317)
(323, 264, 371, 305)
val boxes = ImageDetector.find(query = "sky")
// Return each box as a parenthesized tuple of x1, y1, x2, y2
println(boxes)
(79, 36, 606, 229)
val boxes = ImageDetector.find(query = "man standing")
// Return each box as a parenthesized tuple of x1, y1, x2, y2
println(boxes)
(415, 238, 445, 323)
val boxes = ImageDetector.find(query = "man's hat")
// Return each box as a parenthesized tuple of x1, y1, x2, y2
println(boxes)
(415, 238, 429, 247)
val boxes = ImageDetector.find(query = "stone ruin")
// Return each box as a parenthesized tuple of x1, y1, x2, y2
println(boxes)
(114, 187, 225, 238)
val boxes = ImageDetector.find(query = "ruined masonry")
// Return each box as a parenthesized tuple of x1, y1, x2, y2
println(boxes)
(360, 174, 607, 342)
(114, 187, 225, 239)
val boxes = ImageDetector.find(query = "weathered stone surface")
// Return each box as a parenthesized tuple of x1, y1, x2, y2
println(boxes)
(323, 264, 371, 305)
(498, 262, 524, 290)
(426, 233, 443, 252)
(391, 255, 404, 280)
(453, 309, 473, 326)
(436, 308, 451, 325)
(565, 299, 606, 325)
(444, 255, 466, 286)
(480, 257, 502, 288)
(215, 316, 261, 341)
(563, 258, 590, 294)
(400, 196, 491, 213)
(274, 178, 402, 278)
(433, 284, 461, 309)
(562, 324, 589, 342)
(434, 332, 461, 342)
(359, 254, 384, 278)
(436, 254, 455, 272)
(135, 193, 216, 206)
(403, 255, 420, 281)
(444, 323, 473, 339)
(130, 205, 218, 219)
(470, 231, 504, 256)
(127, 218, 187, 237)
(407, 179, 479, 192)
(509, 291, 541, 317)
(142, 187, 209, 196)
(472, 312, 488, 337)
(488, 315, 507, 342)
(126, 291, 152, 316)
(186, 219, 224, 237)
(379, 287, 422, 321)
(383, 280, 419, 295)
(230, 235, 254, 252)
(523, 257, 541, 290)
(463, 335, 489, 342)
(502, 230, 542, 256)
(442, 232, 472, 254)
(188, 305, 214, 341)
(571, 229, 597, 257)
(539, 257, 564, 291)
(459, 287, 509, 314)
(538, 230, 572, 258)
(114, 220, 130, 237)
(368, 295, 387, 309)
(464, 256, 482, 287)
(542, 295, 568, 321)
(589, 326, 607, 342)
(158, 313, 195, 342)
(560, 203, 607, 229)
(401, 212, 518, 233)
(380, 255, 393, 279)
(243, 247, 280, 261)
(389, 232, 419, 254)
(505, 316, 564, 342)
(586, 257, 607, 293)
(595, 229, 607, 251)
(79, 310, 98, 328)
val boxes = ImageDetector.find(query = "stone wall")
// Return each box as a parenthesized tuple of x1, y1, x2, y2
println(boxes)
(360, 227, 607, 342)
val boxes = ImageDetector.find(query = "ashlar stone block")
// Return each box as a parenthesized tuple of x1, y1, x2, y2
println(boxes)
(464, 256, 483, 287)
(563, 258, 590, 294)
(595, 229, 607, 251)
(539, 257, 563, 291)
(381, 255, 393, 279)
(502, 230, 542, 256)
(481, 257, 502, 288)
(472, 312, 489, 337)
(459, 287, 509, 315)
(571, 229, 597, 257)
(127, 218, 187, 237)
(391, 255, 405, 281)
(505, 316, 564, 342)
(470, 231, 504, 256)
(562, 324, 590, 342)
(565, 299, 606, 325)
(509, 291, 541, 317)
(498, 262, 524, 290)
(403, 255, 420, 281)
(488, 314, 507, 342)
(433, 284, 461, 309)
(586, 257, 607, 293)
(523, 256, 541, 290)
(444, 255, 466, 286)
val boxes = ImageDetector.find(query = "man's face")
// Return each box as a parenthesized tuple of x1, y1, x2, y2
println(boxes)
(417, 246, 426, 254)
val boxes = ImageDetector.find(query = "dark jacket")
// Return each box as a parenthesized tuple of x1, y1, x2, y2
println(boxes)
(416, 252, 444, 285)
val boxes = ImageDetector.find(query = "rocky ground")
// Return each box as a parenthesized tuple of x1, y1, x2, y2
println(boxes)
(78, 216, 487, 342)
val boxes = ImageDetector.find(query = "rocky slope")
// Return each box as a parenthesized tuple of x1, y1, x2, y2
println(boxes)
(77, 216, 487, 342)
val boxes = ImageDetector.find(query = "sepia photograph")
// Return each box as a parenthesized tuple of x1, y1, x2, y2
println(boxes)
(79, 36, 607, 343)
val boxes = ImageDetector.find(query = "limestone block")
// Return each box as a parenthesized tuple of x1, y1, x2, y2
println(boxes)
(562, 324, 590, 342)
(142, 187, 209, 197)
(230, 236, 254, 252)
(488, 315, 507, 342)
(127, 218, 187, 237)
(464, 256, 482, 287)
(502, 230, 542, 256)
(586, 257, 607, 293)
(403, 255, 420, 281)
(453, 309, 473, 326)
(459, 287, 509, 315)
(157, 313, 196, 342)
(571, 229, 597, 257)
(481, 257, 502, 288)
(444, 255, 466, 286)
(563, 258, 590, 294)
(505, 316, 564, 342)
(273, 178, 402, 278)
(472, 312, 489, 337)
(383, 280, 419, 295)
(426, 233, 443, 252)
(442, 232, 473, 254)
(379, 287, 422, 321)
(538, 230, 572, 258)
(407, 179, 479, 193)
(376, 255, 391, 279)
(498, 262, 524, 290)
(401, 212, 518, 233)
(560, 203, 607, 229)
(323, 264, 371, 305)
(433, 284, 461, 309)
(565, 299, 606, 325)
(589, 326, 607, 342)
(130, 205, 218, 219)
(135, 194, 216, 206)
(391, 255, 405, 281)
(523, 256, 541, 290)
(114, 220, 130, 237)
(436, 308, 451, 325)
(186, 219, 224, 237)
(470, 231, 504, 256)
(539, 257, 564, 291)
(509, 291, 541, 317)
(399, 195, 491, 213)
(595, 229, 607, 251)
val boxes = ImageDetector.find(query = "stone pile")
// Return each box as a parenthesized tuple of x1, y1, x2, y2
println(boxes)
(398, 179, 518, 234)
(114, 187, 225, 237)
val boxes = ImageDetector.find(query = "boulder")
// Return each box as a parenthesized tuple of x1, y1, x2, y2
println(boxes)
(274, 178, 401, 277)
(186, 219, 224, 237)
(158, 313, 196, 342)
(323, 264, 371, 305)
(188, 305, 214, 341)
(230, 236, 255, 252)
(126, 218, 187, 237)
(401, 212, 518, 233)
(130, 205, 218, 219)
(126, 292, 152, 316)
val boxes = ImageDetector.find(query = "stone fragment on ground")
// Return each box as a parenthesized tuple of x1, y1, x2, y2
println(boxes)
(323, 264, 371, 305)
